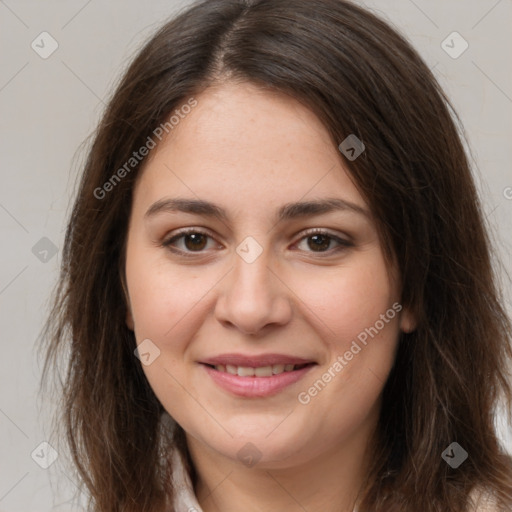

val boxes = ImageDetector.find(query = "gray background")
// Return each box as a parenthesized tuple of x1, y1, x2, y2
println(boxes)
(1, 0, 511, 510)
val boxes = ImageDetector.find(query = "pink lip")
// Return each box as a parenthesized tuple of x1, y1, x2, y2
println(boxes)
(200, 353, 316, 367)
(200, 363, 316, 398)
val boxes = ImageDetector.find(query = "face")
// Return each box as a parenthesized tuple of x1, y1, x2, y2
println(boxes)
(124, 82, 415, 469)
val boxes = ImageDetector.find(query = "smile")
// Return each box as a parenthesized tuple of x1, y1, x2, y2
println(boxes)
(200, 361, 316, 398)
(205, 363, 311, 377)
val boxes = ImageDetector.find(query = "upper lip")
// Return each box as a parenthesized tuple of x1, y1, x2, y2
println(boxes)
(199, 353, 317, 367)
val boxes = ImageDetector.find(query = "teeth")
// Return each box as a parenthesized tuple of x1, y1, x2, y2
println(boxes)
(272, 364, 285, 374)
(226, 364, 237, 375)
(213, 363, 302, 376)
(237, 366, 255, 377)
(255, 366, 273, 377)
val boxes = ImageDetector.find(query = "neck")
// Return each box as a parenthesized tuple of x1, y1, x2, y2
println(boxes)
(185, 412, 378, 512)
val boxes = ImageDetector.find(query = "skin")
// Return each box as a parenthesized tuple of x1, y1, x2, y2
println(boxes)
(124, 81, 416, 512)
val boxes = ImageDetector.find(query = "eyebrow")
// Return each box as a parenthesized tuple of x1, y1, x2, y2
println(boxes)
(144, 197, 371, 222)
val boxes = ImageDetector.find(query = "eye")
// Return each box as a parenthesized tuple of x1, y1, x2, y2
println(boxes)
(294, 229, 352, 254)
(162, 228, 352, 257)
(162, 229, 220, 255)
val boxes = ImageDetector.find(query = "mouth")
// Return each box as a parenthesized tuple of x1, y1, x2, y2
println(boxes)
(198, 354, 317, 397)
(202, 362, 314, 377)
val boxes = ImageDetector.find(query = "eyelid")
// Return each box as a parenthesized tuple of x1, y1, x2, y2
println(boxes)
(297, 227, 351, 243)
(163, 226, 217, 242)
(292, 227, 353, 253)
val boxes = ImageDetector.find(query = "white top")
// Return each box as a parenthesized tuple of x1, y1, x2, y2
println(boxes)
(170, 446, 204, 511)
(169, 446, 497, 511)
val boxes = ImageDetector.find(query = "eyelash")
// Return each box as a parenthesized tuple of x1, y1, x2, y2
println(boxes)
(161, 228, 352, 258)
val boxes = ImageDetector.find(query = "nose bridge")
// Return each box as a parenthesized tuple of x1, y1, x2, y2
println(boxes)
(214, 240, 292, 334)
(234, 246, 272, 295)
(231, 233, 276, 295)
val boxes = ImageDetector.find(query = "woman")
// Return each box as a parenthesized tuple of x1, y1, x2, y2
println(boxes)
(41, 0, 512, 510)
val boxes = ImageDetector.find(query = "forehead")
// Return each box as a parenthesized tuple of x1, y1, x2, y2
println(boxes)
(134, 82, 366, 214)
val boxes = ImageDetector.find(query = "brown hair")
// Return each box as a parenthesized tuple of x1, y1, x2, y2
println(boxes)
(40, 0, 512, 510)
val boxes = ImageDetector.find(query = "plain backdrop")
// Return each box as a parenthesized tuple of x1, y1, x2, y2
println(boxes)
(0, 0, 511, 510)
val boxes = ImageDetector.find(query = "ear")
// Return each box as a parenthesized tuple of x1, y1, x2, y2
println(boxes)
(120, 269, 135, 331)
(399, 307, 417, 333)
(126, 308, 135, 331)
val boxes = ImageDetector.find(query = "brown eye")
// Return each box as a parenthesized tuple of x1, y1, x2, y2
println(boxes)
(163, 229, 217, 255)
(307, 234, 332, 252)
(183, 233, 207, 251)
(295, 230, 352, 255)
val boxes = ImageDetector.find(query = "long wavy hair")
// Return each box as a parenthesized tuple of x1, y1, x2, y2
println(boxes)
(40, 0, 512, 510)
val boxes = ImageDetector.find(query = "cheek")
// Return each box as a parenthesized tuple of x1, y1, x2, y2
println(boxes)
(125, 246, 209, 349)
(292, 254, 397, 345)
(291, 260, 400, 436)
(124, 248, 211, 412)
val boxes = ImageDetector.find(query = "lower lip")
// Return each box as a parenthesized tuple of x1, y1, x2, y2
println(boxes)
(200, 363, 316, 398)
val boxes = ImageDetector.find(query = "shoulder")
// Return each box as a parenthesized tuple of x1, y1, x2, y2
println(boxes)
(468, 486, 500, 512)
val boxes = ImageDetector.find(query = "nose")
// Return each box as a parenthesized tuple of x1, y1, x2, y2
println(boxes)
(214, 247, 293, 335)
